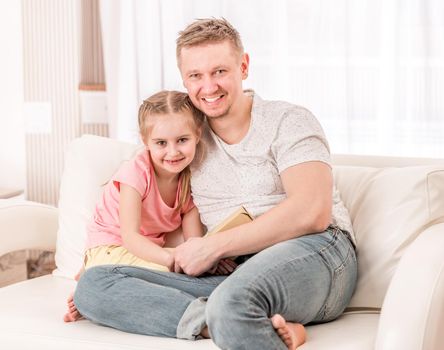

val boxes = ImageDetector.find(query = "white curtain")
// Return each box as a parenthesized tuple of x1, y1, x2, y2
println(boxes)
(100, 0, 444, 158)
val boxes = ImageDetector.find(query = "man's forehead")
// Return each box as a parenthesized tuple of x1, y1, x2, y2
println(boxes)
(179, 41, 241, 68)
(180, 40, 235, 54)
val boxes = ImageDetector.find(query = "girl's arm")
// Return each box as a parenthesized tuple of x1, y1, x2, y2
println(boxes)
(119, 183, 174, 271)
(181, 206, 204, 241)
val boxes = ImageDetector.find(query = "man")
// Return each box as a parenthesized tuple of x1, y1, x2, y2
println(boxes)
(73, 18, 357, 350)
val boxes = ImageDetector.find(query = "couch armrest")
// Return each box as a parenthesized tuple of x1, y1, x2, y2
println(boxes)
(0, 201, 58, 257)
(375, 223, 444, 350)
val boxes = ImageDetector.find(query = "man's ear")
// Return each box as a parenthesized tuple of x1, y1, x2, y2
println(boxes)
(240, 53, 250, 80)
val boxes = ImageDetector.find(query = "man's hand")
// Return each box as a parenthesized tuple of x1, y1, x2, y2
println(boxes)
(173, 237, 220, 276)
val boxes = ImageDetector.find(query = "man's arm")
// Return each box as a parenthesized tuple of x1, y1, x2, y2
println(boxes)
(174, 161, 332, 275)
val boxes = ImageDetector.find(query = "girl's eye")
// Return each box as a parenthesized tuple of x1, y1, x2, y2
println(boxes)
(156, 141, 166, 146)
(178, 138, 188, 143)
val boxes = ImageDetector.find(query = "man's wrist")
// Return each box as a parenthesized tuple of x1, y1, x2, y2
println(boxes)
(207, 233, 230, 260)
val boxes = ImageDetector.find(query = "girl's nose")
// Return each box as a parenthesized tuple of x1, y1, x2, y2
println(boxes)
(168, 145, 180, 156)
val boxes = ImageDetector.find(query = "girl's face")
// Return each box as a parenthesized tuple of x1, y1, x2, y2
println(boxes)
(145, 110, 200, 178)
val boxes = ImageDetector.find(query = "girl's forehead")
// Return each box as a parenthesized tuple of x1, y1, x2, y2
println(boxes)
(148, 112, 197, 137)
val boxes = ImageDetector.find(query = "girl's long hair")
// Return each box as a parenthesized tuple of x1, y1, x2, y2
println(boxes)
(138, 91, 205, 211)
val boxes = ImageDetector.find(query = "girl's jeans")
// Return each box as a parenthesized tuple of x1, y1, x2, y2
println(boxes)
(74, 226, 357, 350)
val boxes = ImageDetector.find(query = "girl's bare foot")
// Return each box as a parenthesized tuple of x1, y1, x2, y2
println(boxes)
(271, 314, 306, 350)
(63, 292, 83, 322)
(200, 326, 210, 338)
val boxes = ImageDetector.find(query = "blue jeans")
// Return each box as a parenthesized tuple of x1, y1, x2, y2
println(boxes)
(74, 227, 357, 349)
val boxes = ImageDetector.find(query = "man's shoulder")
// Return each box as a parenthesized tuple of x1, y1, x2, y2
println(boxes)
(252, 92, 313, 120)
(252, 95, 315, 129)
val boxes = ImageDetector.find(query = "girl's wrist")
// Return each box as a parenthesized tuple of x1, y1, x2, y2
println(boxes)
(163, 250, 174, 270)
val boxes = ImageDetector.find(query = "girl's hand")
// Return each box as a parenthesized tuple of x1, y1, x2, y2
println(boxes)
(212, 259, 238, 275)
(164, 252, 175, 272)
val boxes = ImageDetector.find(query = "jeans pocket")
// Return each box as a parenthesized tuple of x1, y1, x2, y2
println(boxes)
(319, 236, 358, 322)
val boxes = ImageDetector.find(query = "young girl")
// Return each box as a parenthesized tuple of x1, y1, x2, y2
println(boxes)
(64, 90, 223, 322)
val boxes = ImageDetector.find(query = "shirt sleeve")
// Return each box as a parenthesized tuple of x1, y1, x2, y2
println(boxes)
(272, 107, 331, 173)
(181, 193, 196, 214)
(112, 155, 150, 198)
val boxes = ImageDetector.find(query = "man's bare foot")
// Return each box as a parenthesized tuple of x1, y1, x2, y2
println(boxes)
(271, 314, 306, 350)
(63, 292, 83, 322)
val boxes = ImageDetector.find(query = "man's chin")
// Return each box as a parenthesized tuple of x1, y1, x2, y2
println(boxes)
(203, 108, 230, 120)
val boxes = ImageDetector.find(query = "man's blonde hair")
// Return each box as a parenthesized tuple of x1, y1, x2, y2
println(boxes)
(176, 18, 244, 63)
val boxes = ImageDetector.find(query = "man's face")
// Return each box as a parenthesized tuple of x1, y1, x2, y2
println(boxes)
(178, 41, 249, 120)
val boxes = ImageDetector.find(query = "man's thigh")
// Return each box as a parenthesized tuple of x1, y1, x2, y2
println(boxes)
(218, 228, 357, 323)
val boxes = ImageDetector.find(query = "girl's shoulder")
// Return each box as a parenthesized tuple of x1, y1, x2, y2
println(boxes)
(115, 149, 152, 182)
(111, 149, 152, 198)
(132, 148, 152, 169)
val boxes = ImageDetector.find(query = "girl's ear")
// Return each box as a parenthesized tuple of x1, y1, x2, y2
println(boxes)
(140, 133, 149, 148)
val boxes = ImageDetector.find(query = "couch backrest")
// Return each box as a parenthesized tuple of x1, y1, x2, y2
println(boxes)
(333, 164, 444, 308)
(54, 135, 444, 309)
(54, 135, 139, 278)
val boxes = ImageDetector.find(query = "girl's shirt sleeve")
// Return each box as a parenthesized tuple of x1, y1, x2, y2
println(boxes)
(112, 155, 150, 198)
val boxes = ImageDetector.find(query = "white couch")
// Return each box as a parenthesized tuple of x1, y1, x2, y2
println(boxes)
(1, 134, 443, 350)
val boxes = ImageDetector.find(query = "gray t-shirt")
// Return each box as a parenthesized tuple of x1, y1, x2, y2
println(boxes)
(191, 90, 355, 245)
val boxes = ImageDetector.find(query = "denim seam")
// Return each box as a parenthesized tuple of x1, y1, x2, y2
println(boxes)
(112, 265, 222, 286)
(321, 245, 355, 320)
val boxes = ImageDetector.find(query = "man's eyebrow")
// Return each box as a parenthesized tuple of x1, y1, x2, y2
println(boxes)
(185, 65, 228, 75)
(185, 69, 200, 75)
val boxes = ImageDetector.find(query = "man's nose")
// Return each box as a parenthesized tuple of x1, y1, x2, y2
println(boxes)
(201, 75, 218, 94)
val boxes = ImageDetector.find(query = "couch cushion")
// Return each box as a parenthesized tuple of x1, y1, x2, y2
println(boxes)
(54, 135, 139, 278)
(333, 165, 444, 308)
(0, 275, 378, 349)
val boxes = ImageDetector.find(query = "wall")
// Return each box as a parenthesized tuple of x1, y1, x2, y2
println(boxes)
(22, 0, 107, 206)
(0, 1, 26, 192)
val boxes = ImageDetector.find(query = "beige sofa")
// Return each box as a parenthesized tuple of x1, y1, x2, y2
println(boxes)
(1, 134, 443, 350)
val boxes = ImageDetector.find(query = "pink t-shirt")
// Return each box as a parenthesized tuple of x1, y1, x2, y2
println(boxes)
(85, 150, 195, 250)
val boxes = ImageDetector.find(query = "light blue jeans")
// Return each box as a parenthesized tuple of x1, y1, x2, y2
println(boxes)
(74, 226, 357, 349)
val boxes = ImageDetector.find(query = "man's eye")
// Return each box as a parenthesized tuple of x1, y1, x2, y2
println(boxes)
(189, 73, 200, 79)
(215, 69, 225, 75)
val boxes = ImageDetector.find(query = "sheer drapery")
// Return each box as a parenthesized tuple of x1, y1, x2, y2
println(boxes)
(99, 0, 444, 157)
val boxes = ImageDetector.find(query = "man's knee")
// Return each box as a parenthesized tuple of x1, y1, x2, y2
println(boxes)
(206, 277, 260, 333)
